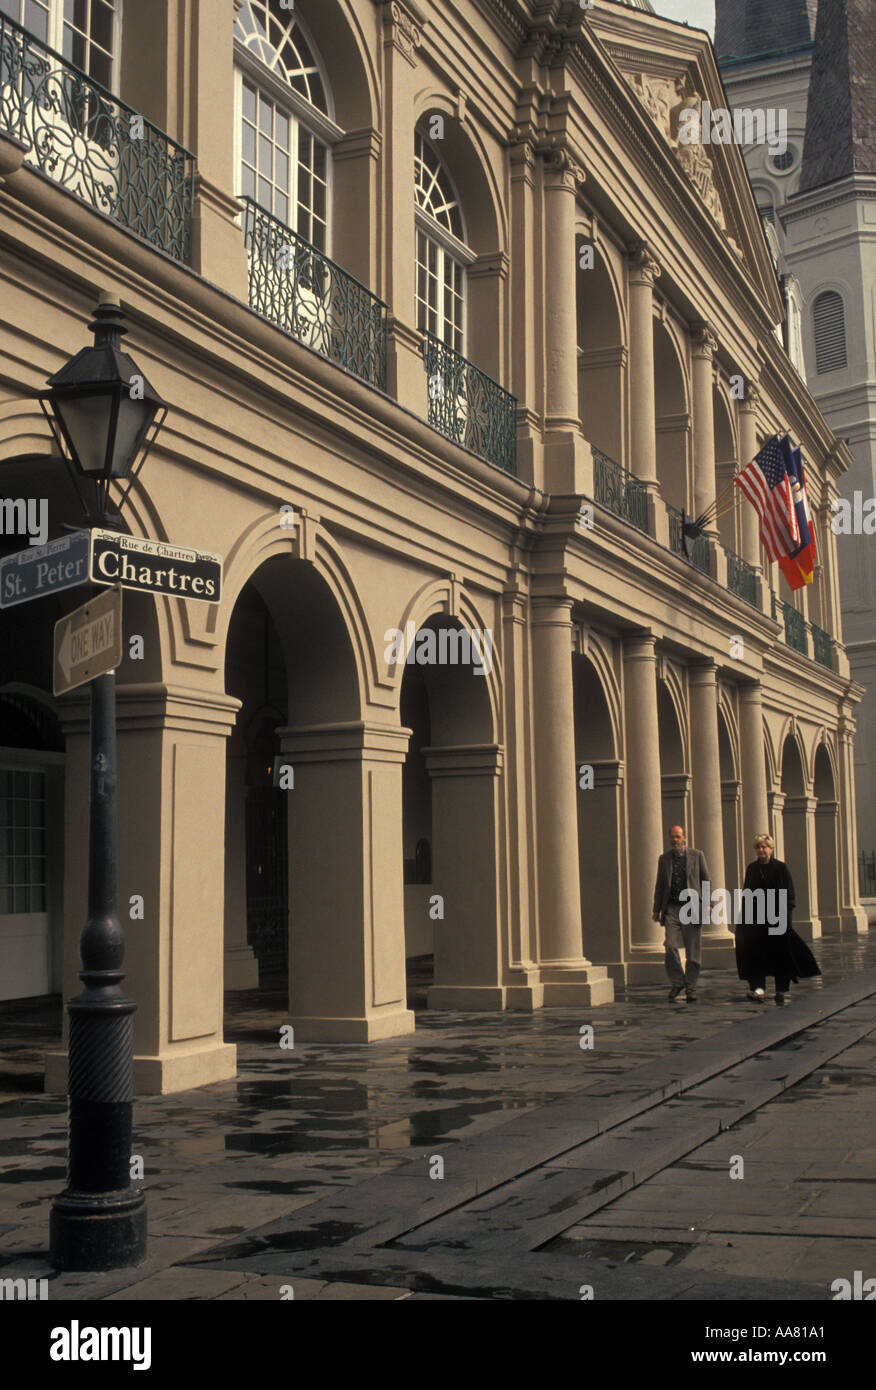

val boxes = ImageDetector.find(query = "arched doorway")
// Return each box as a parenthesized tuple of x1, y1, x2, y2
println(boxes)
(573, 651, 622, 968)
(399, 613, 502, 1010)
(576, 239, 625, 466)
(814, 741, 840, 934)
(781, 732, 820, 940)
(653, 320, 689, 512)
(658, 680, 689, 839)
(718, 704, 741, 889)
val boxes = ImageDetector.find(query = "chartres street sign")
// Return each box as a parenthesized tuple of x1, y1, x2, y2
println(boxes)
(89, 529, 222, 603)
(53, 588, 123, 696)
(0, 530, 90, 609)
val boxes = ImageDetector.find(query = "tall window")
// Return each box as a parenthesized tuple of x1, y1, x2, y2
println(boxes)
(235, 0, 332, 251)
(0, 769, 46, 916)
(0, 0, 116, 89)
(813, 290, 847, 374)
(415, 131, 468, 352)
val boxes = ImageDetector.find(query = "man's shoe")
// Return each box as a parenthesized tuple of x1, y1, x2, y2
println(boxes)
(775, 992, 791, 1006)
(668, 985, 685, 1002)
(746, 988, 766, 1002)
(685, 989, 697, 1003)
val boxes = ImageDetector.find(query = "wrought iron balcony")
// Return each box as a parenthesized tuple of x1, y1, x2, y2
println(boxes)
(242, 199, 388, 391)
(421, 331, 517, 474)
(667, 504, 711, 574)
(772, 593, 808, 655)
(594, 448, 648, 532)
(0, 10, 194, 262)
(725, 548, 757, 606)
(811, 623, 833, 669)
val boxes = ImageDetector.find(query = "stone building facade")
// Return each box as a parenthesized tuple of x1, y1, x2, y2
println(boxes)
(0, 0, 868, 1093)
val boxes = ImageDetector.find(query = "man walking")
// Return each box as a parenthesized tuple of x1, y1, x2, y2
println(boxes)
(652, 825, 711, 1003)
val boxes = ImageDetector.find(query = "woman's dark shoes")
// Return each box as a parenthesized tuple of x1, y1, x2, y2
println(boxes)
(775, 992, 791, 1006)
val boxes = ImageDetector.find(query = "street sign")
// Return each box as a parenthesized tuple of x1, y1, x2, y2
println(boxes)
(53, 588, 123, 696)
(88, 529, 221, 603)
(0, 530, 90, 609)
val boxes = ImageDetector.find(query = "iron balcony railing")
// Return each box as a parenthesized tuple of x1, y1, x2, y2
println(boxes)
(667, 504, 711, 575)
(593, 448, 648, 532)
(421, 330, 517, 474)
(810, 622, 833, 669)
(242, 198, 388, 391)
(772, 592, 808, 655)
(0, 10, 194, 262)
(725, 548, 757, 606)
(860, 849, 876, 899)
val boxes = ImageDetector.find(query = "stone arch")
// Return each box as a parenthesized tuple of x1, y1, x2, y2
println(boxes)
(576, 234, 626, 466)
(780, 727, 820, 939)
(717, 698, 742, 888)
(396, 588, 504, 1009)
(813, 736, 840, 933)
(653, 316, 690, 512)
(0, 400, 64, 463)
(657, 671, 689, 843)
(573, 641, 623, 966)
(295, 0, 378, 132)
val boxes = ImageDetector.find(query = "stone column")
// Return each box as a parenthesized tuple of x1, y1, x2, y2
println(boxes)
(836, 713, 869, 932)
(738, 385, 763, 572)
(691, 325, 718, 539)
(782, 794, 821, 940)
(279, 721, 415, 1040)
(510, 132, 538, 485)
(531, 598, 613, 1002)
(46, 684, 242, 1096)
(542, 148, 588, 493)
(628, 243, 660, 491)
(622, 634, 664, 952)
(739, 683, 769, 863)
(689, 663, 728, 944)
(423, 744, 505, 1010)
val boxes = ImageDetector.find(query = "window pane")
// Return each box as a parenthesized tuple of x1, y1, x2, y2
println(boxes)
(90, 49, 111, 88)
(24, 0, 50, 42)
(258, 176, 271, 210)
(242, 165, 255, 199)
(243, 82, 256, 123)
(275, 191, 288, 225)
(0, 888, 11, 914)
(13, 886, 26, 913)
(242, 122, 255, 165)
(258, 133, 272, 176)
(275, 149, 289, 192)
(259, 94, 272, 134)
(275, 111, 289, 150)
(92, 0, 114, 52)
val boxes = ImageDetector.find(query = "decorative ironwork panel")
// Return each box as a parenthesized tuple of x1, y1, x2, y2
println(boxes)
(0, 11, 194, 262)
(242, 197, 387, 391)
(860, 849, 876, 899)
(726, 549, 757, 605)
(782, 601, 808, 654)
(593, 448, 648, 532)
(667, 503, 684, 556)
(811, 623, 833, 669)
(421, 330, 517, 475)
(690, 531, 711, 575)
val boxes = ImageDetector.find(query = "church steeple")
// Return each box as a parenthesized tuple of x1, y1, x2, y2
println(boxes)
(715, 0, 817, 62)
(798, 0, 876, 191)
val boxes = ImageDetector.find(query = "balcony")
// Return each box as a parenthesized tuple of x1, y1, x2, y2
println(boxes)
(0, 11, 194, 262)
(772, 593, 808, 655)
(811, 623, 833, 670)
(667, 504, 711, 575)
(421, 331, 517, 475)
(725, 548, 757, 606)
(593, 449, 648, 532)
(242, 199, 388, 391)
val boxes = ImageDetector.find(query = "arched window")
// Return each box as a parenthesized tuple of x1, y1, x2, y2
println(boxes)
(234, 1, 334, 251)
(813, 291, 847, 374)
(415, 130, 471, 352)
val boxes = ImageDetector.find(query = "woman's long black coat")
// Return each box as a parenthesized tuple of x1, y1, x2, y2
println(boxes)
(734, 857, 821, 983)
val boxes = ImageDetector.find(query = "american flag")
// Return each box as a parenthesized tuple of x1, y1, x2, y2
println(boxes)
(734, 435, 800, 563)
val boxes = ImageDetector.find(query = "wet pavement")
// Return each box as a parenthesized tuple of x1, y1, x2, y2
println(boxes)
(0, 936, 874, 1300)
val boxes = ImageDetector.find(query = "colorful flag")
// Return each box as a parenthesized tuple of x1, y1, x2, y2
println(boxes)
(777, 446, 816, 589)
(734, 434, 800, 563)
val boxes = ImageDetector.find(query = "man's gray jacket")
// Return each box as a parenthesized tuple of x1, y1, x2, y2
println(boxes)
(652, 848, 711, 925)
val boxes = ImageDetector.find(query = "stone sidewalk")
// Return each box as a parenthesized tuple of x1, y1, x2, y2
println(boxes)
(1, 933, 874, 1300)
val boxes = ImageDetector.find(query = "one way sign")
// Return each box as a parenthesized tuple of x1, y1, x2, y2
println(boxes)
(53, 588, 122, 696)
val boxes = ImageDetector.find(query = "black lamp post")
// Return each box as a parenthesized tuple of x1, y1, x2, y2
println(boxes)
(41, 293, 166, 1270)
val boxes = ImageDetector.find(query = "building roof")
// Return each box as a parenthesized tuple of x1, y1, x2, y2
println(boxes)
(799, 0, 876, 190)
(714, 0, 817, 61)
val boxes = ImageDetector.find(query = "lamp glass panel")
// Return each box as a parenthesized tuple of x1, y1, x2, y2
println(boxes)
(113, 395, 156, 475)
(53, 392, 113, 474)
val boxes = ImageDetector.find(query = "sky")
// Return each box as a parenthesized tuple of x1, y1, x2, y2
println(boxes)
(652, 0, 715, 38)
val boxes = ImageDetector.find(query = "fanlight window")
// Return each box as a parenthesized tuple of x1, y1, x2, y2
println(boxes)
(235, 1, 331, 251)
(415, 131, 466, 352)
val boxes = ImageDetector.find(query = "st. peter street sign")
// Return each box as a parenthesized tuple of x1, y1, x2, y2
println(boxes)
(0, 530, 90, 608)
(88, 528, 222, 603)
(53, 588, 123, 696)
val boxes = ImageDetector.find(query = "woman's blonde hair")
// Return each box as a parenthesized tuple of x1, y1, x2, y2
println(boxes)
(753, 833, 775, 850)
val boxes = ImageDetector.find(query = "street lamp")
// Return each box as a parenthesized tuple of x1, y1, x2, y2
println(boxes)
(44, 293, 165, 1270)
(39, 293, 166, 528)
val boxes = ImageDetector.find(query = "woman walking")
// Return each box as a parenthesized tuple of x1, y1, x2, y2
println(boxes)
(735, 834, 821, 1005)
